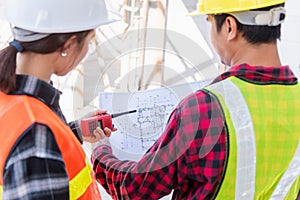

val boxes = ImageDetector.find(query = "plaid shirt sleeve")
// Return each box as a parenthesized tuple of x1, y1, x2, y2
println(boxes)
(3, 123, 69, 199)
(92, 91, 227, 199)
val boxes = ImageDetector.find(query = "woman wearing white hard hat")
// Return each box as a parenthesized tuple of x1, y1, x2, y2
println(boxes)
(0, 0, 117, 199)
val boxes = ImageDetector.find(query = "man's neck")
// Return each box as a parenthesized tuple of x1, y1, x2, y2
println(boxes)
(230, 42, 282, 67)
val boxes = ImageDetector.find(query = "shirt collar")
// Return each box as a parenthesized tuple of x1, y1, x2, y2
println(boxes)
(213, 63, 298, 84)
(14, 75, 62, 108)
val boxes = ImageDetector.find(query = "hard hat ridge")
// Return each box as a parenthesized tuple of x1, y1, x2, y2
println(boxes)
(190, 0, 286, 15)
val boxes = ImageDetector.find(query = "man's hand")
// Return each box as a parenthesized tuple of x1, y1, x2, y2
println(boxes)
(82, 126, 115, 142)
(83, 127, 113, 147)
(82, 109, 108, 120)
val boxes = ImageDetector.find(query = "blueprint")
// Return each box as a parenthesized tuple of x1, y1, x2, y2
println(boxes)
(98, 80, 211, 161)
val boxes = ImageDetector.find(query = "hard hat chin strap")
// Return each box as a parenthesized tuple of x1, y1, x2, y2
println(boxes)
(229, 7, 286, 26)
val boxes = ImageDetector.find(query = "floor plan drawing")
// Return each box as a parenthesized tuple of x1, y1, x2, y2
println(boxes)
(98, 79, 211, 161)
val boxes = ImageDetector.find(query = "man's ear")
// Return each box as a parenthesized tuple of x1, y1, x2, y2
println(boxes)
(224, 16, 238, 41)
(60, 35, 77, 55)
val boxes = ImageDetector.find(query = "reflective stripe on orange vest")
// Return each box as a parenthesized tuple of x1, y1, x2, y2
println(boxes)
(0, 92, 101, 199)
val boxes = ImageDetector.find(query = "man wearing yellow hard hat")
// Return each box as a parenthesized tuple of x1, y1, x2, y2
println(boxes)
(89, 0, 300, 199)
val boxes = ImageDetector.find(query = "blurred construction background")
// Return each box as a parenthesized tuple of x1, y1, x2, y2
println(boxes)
(1, 0, 299, 123)
(1, 0, 300, 199)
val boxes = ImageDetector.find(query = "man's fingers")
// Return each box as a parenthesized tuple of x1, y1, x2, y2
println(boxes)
(94, 110, 107, 116)
(103, 127, 112, 137)
(95, 127, 106, 139)
(82, 127, 105, 143)
(82, 133, 99, 143)
(82, 127, 114, 144)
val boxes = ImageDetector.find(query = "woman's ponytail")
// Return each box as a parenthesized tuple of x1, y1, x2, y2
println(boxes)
(0, 45, 18, 93)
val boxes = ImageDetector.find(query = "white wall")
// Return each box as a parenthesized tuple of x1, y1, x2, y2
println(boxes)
(278, 0, 300, 77)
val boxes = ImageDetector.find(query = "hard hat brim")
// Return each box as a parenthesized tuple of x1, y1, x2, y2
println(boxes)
(187, 10, 202, 16)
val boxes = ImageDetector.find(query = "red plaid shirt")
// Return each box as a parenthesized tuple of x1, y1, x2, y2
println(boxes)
(92, 64, 298, 199)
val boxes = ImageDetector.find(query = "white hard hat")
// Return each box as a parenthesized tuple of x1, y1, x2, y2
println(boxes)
(1, 0, 120, 33)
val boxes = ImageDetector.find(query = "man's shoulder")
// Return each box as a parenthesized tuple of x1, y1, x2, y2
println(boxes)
(177, 88, 220, 110)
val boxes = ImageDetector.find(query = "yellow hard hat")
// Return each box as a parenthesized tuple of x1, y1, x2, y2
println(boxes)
(191, 0, 286, 15)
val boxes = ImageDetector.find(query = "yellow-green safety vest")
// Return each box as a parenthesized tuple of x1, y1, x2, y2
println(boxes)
(205, 76, 300, 199)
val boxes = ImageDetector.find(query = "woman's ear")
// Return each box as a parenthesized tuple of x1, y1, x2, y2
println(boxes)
(60, 35, 77, 56)
(224, 16, 238, 41)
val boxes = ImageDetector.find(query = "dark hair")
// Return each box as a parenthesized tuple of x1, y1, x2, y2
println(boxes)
(0, 30, 91, 93)
(213, 3, 285, 44)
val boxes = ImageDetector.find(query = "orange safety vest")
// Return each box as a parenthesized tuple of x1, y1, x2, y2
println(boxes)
(0, 92, 101, 200)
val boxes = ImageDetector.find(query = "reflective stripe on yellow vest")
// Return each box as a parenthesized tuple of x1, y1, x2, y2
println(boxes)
(0, 92, 101, 200)
(270, 143, 300, 199)
(205, 77, 300, 199)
